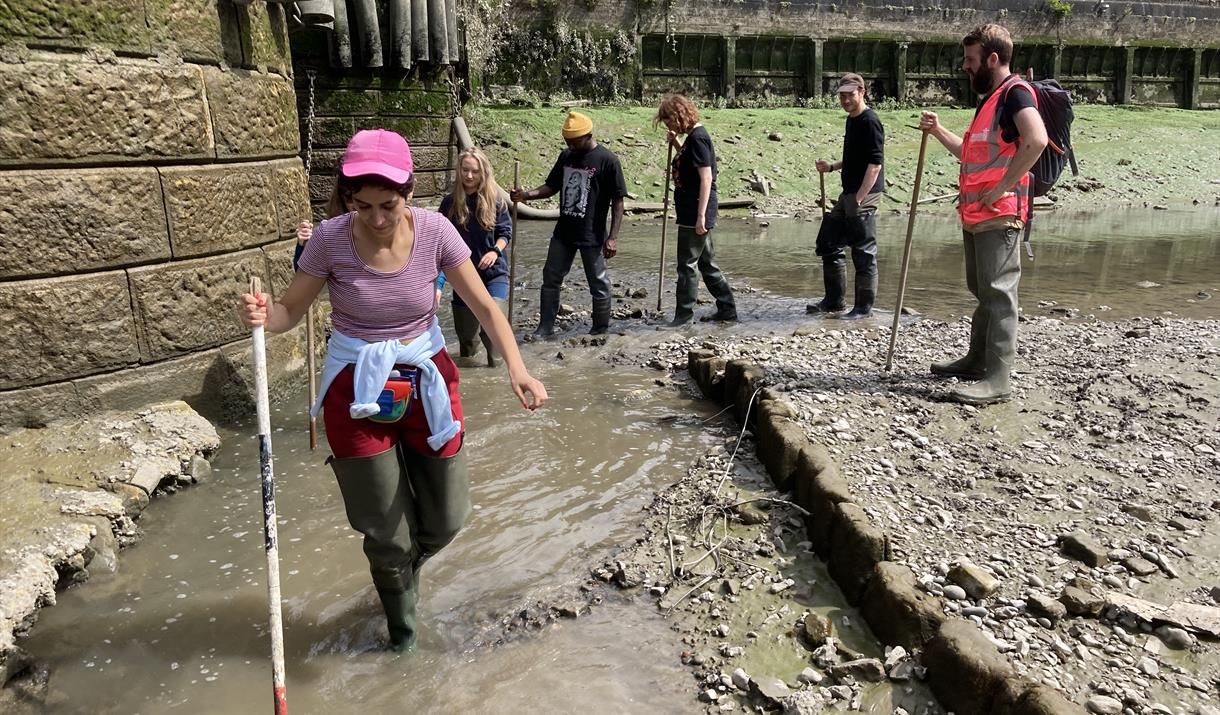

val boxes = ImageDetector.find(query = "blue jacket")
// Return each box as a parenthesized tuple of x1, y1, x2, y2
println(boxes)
(438, 193, 512, 285)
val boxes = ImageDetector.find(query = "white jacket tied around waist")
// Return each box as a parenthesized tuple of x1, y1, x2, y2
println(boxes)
(311, 319, 461, 451)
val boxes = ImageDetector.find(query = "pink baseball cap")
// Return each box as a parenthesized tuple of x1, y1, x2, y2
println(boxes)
(340, 129, 413, 184)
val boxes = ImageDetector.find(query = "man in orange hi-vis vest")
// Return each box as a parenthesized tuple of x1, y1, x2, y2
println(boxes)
(918, 24, 1048, 406)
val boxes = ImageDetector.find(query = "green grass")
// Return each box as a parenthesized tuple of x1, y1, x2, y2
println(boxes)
(464, 104, 1220, 211)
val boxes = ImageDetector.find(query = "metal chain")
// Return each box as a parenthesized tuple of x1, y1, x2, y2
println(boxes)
(304, 68, 317, 179)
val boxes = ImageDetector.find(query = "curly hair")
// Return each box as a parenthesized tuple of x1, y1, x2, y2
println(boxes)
(654, 94, 701, 134)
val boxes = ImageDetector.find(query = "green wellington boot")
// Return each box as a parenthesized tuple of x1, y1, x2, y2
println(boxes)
(930, 311, 987, 379)
(948, 229, 1019, 405)
(451, 304, 482, 366)
(949, 346, 1012, 405)
(375, 585, 418, 653)
(479, 298, 509, 367)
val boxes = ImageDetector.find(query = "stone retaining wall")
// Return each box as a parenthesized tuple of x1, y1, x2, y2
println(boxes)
(289, 30, 459, 219)
(484, 1, 1220, 108)
(0, 1, 312, 430)
(686, 348, 1085, 715)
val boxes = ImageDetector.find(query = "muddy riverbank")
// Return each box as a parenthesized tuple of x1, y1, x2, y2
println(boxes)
(629, 313, 1220, 714)
(0, 403, 218, 703)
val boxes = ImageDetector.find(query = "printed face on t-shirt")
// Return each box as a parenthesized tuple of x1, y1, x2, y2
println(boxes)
(561, 167, 593, 218)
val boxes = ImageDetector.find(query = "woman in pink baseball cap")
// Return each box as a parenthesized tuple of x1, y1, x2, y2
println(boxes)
(238, 128, 547, 653)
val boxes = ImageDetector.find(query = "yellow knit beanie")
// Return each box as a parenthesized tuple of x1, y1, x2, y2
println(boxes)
(562, 111, 594, 139)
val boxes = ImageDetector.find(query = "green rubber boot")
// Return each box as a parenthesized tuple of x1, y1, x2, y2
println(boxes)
(479, 298, 509, 367)
(451, 304, 482, 365)
(931, 313, 987, 379)
(375, 586, 418, 653)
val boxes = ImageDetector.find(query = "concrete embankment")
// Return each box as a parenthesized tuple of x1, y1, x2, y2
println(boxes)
(0, 402, 218, 702)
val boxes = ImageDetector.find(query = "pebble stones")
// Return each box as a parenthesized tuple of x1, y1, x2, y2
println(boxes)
(1059, 530, 1109, 567)
(1086, 695, 1123, 714)
(942, 584, 969, 601)
(947, 560, 1001, 599)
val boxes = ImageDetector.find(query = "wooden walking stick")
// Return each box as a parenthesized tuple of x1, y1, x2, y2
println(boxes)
(656, 141, 674, 313)
(509, 160, 520, 326)
(884, 129, 931, 372)
(248, 276, 289, 715)
(819, 169, 827, 217)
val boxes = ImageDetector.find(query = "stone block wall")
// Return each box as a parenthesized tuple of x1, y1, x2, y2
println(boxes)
(0, 1, 311, 429)
(481, 0, 1220, 108)
(290, 30, 459, 218)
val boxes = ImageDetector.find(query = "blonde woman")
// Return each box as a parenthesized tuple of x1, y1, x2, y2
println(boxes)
(439, 147, 513, 366)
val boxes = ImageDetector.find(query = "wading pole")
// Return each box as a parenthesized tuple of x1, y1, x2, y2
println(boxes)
(819, 170, 827, 217)
(306, 310, 317, 450)
(884, 129, 930, 372)
(656, 141, 673, 313)
(509, 160, 520, 326)
(248, 276, 289, 715)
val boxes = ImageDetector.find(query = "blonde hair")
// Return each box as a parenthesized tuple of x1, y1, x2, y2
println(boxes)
(447, 147, 503, 231)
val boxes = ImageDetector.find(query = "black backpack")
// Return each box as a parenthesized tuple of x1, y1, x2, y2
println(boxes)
(1004, 77, 1078, 196)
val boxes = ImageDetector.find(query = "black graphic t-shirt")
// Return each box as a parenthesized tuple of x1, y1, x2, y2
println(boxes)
(672, 125, 718, 229)
(545, 144, 627, 247)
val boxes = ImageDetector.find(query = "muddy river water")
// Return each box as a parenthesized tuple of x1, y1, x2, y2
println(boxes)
(20, 208, 1219, 713)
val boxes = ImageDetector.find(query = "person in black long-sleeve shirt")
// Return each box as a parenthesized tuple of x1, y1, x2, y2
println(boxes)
(439, 147, 512, 366)
(808, 72, 886, 320)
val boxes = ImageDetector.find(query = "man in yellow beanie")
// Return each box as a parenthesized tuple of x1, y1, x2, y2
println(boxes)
(511, 111, 627, 337)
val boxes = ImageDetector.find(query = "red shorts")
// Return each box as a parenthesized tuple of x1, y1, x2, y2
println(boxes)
(322, 348, 464, 459)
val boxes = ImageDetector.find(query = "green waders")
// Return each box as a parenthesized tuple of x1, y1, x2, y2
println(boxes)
(329, 445, 471, 652)
(940, 227, 1020, 405)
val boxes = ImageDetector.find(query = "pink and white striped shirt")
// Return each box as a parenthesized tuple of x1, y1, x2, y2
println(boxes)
(298, 208, 471, 342)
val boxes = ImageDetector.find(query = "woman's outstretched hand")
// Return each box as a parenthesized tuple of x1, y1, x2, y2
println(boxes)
(510, 370, 548, 411)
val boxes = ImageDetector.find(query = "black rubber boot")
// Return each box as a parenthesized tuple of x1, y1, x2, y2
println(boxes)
(840, 273, 877, 320)
(807, 261, 847, 314)
(532, 288, 559, 339)
(589, 297, 612, 335)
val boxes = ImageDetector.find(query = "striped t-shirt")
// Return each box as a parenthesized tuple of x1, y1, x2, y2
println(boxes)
(298, 208, 471, 342)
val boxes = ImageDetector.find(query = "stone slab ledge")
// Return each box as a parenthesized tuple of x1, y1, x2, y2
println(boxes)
(686, 348, 1085, 715)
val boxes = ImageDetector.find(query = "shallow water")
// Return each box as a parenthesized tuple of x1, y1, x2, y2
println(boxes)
(23, 345, 716, 713)
(19, 207, 1219, 712)
(592, 207, 1220, 322)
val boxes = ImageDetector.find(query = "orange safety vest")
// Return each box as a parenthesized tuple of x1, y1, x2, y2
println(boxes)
(958, 75, 1035, 226)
